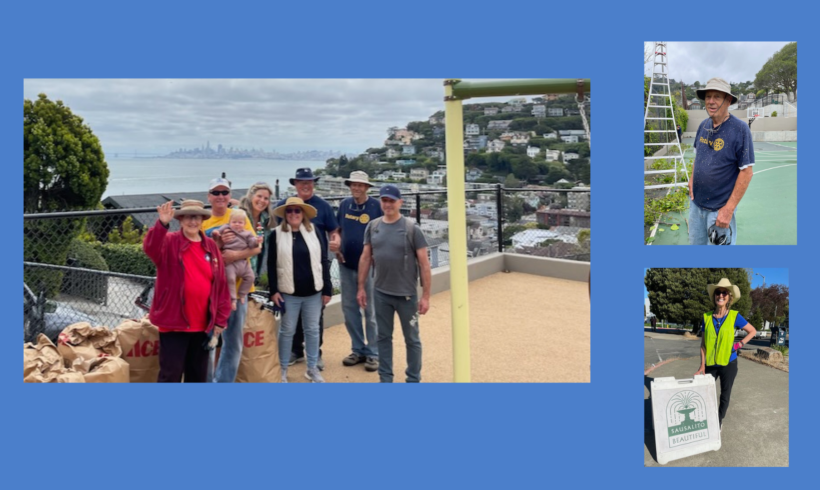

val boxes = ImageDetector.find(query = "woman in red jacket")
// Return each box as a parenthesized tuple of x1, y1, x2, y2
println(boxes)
(143, 200, 232, 382)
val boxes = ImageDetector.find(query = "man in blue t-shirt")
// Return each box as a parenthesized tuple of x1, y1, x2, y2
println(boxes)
(688, 78, 754, 245)
(336, 171, 383, 372)
(275, 167, 340, 369)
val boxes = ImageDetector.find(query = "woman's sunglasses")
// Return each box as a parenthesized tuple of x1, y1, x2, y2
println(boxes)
(714, 290, 730, 297)
(286, 208, 302, 215)
(209, 190, 230, 196)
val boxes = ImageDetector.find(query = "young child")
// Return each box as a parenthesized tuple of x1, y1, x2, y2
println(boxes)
(213, 208, 259, 311)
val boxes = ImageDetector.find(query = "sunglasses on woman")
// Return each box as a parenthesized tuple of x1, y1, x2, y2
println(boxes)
(286, 208, 302, 215)
(209, 190, 230, 196)
(714, 290, 730, 297)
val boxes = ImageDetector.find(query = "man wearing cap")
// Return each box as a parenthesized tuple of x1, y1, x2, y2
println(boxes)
(275, 168, 340, 368)
(336, 171, 383, 372)
(357, 184, 431, 383)
(689, 77, 755, 245)
(201, 176, 261, 382)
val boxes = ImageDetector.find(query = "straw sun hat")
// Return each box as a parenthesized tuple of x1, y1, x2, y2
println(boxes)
(706, 278, 741, 306)
(272, 197, 318, 219)
(173, 199, 211, 219)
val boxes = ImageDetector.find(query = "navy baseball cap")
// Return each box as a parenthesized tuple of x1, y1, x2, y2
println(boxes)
(379, 185, 402, 200)
(289, 167, 320, 185)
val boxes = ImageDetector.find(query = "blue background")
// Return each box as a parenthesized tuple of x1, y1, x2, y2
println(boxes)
(6, 0, 810, 487)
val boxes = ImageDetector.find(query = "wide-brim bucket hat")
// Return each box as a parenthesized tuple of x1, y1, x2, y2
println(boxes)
(174, 199, 211, 219)
(696, 78, 738, 105)
(289, 167, 321, 186)
(706, 278, 742, 306)
(272, 197, 318, 220)
(345, 170, 374, 187)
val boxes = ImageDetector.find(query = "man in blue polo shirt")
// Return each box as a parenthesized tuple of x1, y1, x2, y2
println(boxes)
(336, 171, 383, 372)
(688, 78, 754, 245)
(275, 168, 340, 369)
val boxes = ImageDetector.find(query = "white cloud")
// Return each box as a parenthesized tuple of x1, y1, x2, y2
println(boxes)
(644, 42, 793, 87)
(23, 79, 518, 155)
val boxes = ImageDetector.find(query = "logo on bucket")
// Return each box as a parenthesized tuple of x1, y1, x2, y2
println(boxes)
(666, 390, 709, 448)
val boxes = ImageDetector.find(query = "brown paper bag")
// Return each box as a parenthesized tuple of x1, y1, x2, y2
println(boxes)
(57, 322, 121, 373)
(24, 334, 63, 379)
(84, 356, 131, 383)
(115, 318, 160, 383)
(24, 334, 85, 383)
(236, 297, 280, 383)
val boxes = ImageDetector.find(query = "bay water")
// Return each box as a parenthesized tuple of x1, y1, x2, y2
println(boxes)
(103, 157, 327, 198)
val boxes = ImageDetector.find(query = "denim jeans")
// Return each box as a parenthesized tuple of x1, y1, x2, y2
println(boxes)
(688, 200, 737, 245)
(339, 265, 378, 358)
(279, 293, 323, 370)
(374, 290, 422, 383)
(210, 300, 248, 383)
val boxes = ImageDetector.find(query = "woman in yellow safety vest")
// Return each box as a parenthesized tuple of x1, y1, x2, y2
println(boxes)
(694, 278, 757, 430)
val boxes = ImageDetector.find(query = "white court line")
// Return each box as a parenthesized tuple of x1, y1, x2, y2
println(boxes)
(754, 164, 797, 175)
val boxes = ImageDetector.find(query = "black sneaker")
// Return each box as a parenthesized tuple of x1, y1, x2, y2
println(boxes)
(288, 353, 305, 366)
(343, 353, 366, 366)
(364, 357, 379, 372)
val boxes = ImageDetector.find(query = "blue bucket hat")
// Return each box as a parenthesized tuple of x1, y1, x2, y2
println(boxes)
(379, 184, 402, 200)
(289, 167, 321, 186)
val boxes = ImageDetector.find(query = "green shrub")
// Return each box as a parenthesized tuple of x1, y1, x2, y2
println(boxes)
(63, 238, 109, 303)
(66, 238, 109, 271)
(95, 243, 156, 277)
(256, 273, 269, 290)
(24, 217, 86, 297)
(771, 111, 778, 117)
(108, 216, 145, 244)
(771, 344, 788, 356)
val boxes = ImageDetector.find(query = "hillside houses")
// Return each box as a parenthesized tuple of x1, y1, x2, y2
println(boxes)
(410, 168, 429, 180)
(487, 139, 505, 153)
(484, 107, 499, 116)
(466, 123, 480, 136)
(545, 150, 561, 162)
(487, 120, 513, 130)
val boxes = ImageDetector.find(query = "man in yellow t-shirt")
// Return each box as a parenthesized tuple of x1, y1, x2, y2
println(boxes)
(201, 176, 261, 382)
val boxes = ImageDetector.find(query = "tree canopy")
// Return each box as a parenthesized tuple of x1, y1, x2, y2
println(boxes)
(24, 94, 109, 212)
(754, 42, 797, 95)
(645, 268, 752, 332)
(749, 285, 789, 327)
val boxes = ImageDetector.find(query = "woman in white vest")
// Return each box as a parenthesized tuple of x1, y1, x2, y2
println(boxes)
(268, 197, 332, 383)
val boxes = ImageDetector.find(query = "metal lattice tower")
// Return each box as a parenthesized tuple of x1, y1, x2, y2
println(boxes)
(644, 42, 687, 190)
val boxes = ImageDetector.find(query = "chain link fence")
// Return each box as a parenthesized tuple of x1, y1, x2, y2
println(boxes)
(23, 186, 590, 341)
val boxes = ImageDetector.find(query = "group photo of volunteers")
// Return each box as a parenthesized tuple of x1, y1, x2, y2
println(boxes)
(152, 168, 431, 383)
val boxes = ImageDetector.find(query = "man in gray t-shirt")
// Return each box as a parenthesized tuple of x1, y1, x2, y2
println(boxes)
(358, 185, 431, 383)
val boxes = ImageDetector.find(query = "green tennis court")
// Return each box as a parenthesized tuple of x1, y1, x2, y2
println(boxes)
(650, 138, 796, 245)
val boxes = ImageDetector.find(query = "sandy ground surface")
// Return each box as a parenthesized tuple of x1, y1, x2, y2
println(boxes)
(282, 271, 590, 383)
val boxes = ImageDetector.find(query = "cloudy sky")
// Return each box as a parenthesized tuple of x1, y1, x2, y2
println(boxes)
(644, 42, 793, 86)
(23, 79, 516, 156)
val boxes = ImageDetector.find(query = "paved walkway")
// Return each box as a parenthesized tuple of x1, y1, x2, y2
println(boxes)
(644, 357, 789, 467)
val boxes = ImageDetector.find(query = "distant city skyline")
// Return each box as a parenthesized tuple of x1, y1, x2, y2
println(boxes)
(23, 79, 515, 156)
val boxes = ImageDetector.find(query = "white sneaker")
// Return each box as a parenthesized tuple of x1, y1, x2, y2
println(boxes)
(281, 371, 288, 383)
(305, 367, 325, 383)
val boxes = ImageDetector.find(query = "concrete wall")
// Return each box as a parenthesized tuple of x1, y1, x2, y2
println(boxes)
(682, 109, 797, 141)
(685, 110, 747, 131)
(323, 253, 590, 328)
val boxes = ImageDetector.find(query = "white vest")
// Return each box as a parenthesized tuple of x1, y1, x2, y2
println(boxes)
(274, 225, 324, 294)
